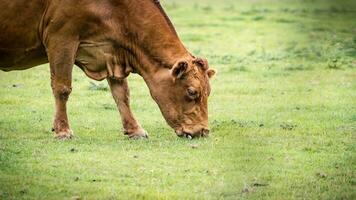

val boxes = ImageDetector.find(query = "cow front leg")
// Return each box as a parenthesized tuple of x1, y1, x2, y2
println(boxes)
(47, 41, 78, 139)
(107, 78, 148, 139)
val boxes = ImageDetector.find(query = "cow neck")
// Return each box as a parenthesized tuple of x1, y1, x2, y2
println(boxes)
(125, 41, 192, 80)
(119, 0, 192, 80)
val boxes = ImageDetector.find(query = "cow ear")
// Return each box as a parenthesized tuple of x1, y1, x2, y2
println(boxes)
(171, 61, 188, 79)
(207, 69, 216, 79)
(193, 57, 208, 70)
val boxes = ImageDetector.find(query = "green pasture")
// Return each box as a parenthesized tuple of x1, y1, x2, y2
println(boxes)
(0, 0, 355, 199)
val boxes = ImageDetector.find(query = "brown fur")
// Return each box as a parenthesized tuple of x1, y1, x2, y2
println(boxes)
(0, 0, 216, 139)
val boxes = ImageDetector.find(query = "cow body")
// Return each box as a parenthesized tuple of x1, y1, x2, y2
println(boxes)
(0, 0, 215, 139)
(0, 0, 47, 70)
(1, 0, 130, 79)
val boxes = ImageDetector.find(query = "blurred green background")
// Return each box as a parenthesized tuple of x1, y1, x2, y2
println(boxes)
(0, 0, 355, 199)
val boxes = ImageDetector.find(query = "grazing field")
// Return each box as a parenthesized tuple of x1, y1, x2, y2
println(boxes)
(0, 0, 355, 199)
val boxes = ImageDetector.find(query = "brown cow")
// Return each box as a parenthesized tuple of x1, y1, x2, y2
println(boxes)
(0, 0, 216, 139)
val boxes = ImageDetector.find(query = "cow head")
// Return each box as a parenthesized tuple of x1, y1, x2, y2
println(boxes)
(147, 57, 216, 138)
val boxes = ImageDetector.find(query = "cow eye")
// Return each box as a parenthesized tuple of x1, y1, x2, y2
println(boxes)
(187, 87, 198, 100)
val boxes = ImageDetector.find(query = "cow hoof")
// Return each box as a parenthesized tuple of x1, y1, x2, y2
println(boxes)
(126, 129, 149, 139)
(54, 130, 74, 139)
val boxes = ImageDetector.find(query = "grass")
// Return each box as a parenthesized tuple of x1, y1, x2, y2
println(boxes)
(1, 0, 355, 199)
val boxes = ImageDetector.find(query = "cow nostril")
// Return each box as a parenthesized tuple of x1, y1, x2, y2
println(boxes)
(202, 128, 210, 136)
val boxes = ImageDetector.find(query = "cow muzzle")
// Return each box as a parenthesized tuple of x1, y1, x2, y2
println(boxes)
(175, 127, 210, 139)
